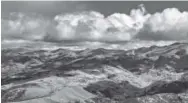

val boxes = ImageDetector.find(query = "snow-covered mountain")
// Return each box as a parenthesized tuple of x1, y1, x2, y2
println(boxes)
(2, 42, 188, 103)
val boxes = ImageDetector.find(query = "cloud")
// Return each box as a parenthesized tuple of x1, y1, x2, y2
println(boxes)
(44, 4, 149, 42)
(2, 12, 50, 41)
(1, 4, 188, 43)
(137, 8, 188, 40)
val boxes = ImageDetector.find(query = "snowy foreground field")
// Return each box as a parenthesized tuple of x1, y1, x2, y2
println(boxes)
(2, 41, 188, 103)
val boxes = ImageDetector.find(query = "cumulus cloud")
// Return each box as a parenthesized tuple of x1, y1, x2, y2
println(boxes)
(44, 4, 149, 42)
(137, 8, 188, 40)
(1, 4, 188, 43)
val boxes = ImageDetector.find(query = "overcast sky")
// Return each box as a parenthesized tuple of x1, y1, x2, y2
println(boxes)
(2, 1, 188, 18)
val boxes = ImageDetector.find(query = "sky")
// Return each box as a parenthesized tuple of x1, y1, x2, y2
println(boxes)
(1, 1, 188, 49)
(2, 1, 188, 18)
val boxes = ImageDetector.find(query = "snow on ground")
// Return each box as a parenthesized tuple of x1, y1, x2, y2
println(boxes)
(7, 86, 95, 103)
(101, 66, 183, 88)
(3, 76, 96, 103)
(6, 65, 181, 89)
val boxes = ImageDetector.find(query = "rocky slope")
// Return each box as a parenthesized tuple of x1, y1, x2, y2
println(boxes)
(1, 42, 188, 103)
